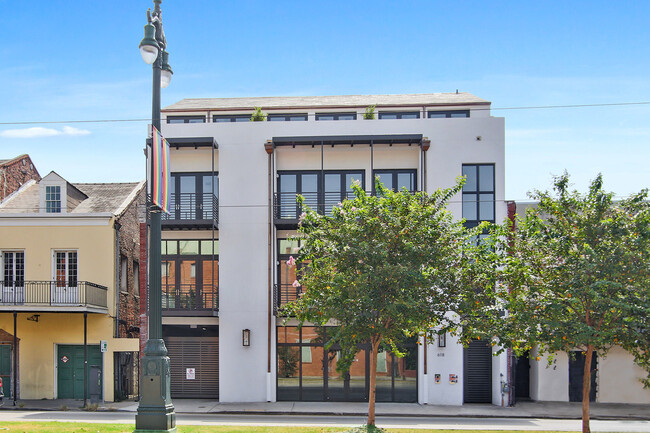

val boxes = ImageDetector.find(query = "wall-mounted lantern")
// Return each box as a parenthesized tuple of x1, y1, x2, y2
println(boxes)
(242, 329, 251, 347)
(438, 332, 446, 348)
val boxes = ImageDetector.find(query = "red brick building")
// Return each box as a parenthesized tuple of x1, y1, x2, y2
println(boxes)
(0, 155, 41, 202)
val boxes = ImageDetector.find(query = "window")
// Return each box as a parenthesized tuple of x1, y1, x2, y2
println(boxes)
(277, 239, 307, 308)
(161, 240, 218, 310)
(315, 112, 357, 121)
(3, 251, 24, 286)
(168, 172, 218, 221)
(213, 114, 251, 122)
(166, 116, 206, 124)
(55, 251, 77, 287)
(373, 170, 417, 192)
(427, 110, 470, 118)
(277, 171, 364, 219)
(378, 111, 420, 119)
(120, 255, 128, 292)
(46, 186, 61, 213)
(267, 114, 308, 122)
(462, 164, 495, 228)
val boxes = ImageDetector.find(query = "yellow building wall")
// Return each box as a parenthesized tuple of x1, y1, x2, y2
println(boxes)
(0, 222, 139, 402)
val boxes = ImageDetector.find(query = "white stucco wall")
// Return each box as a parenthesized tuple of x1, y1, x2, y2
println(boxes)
(529, 349, 569, 402)
(162, 112, 506, 403)
(598, 346, 650, 404)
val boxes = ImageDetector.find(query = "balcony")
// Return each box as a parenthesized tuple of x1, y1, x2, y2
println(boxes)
(162, 284, 218, 316)
(273, 283, 304, 316)
(162, 193, 218, 229)
(273, 192, 356, 228)
(0, 281, 108, 313)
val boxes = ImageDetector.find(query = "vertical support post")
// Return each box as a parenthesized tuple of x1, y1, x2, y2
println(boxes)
(84, 312, 87, 408)
(13, 311, 16, 405)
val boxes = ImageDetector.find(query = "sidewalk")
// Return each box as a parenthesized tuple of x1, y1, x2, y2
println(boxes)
(1, 398, 649, 420)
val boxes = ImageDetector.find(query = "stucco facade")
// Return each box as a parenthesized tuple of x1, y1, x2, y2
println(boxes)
(0, 174, 144, 402)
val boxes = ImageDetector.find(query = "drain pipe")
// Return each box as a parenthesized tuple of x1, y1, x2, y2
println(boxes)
(265, 140, 274, 402)
(114, 221, 122, 338)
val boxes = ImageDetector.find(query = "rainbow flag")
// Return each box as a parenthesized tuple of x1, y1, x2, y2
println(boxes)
(151, 126, 170, 213)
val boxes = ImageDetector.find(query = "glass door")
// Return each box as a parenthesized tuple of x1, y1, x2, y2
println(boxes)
(53, 251, 78, 304)
(178, 260, 197, 309)
(2, 252, 24, 304)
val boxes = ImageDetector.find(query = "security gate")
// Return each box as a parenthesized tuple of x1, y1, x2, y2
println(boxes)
(165, 337, 218, 398)
(463, 339, 492, 403)
(57, 345, 102, 399)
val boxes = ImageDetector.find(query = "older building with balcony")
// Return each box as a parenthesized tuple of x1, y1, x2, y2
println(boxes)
(0, 171, 144, 403)
(156, 92, 508, 405)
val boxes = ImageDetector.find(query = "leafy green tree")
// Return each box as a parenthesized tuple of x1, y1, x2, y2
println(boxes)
(363, 105, 376, 120)
(492, 173, 650, 433)
(283, 179, 490, 427)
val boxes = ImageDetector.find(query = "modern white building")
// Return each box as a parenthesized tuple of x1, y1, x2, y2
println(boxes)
(154, 92, 509, 405)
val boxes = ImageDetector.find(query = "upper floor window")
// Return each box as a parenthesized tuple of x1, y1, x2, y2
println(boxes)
(315, 112, 357, 121)
(427, 110, 470, 118)
(167, 116, 206, 124)
(268, 114, 308, 122)
(55, 251, 77, 287)
(167, 172, 218, 221)
(379, 111, 420, 120)
(373, 169, 417, 192)
(45, 186, 61, 213)
(213, 114, 251, 123)
(462, 164, 495, 228)
(3, 251, 24, 286)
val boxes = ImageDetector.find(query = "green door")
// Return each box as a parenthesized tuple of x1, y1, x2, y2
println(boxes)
(57, 345, 101, 399)
(0, 344, 11, 398)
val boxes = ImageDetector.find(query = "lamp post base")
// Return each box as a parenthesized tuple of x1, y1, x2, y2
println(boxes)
(134, 339, 176, 432)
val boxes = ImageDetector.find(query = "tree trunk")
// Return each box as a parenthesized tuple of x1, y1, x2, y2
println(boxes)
(581, 345, 594, 433)
(367, 338, 380, 427)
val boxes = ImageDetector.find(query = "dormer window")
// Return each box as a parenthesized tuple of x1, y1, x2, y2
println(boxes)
(46, 186, 61, 213)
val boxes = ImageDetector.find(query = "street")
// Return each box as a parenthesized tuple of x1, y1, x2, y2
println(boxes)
(0, 410, 648, 432)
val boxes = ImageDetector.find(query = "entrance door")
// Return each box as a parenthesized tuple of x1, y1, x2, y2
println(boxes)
(2, 252, 25, 304)
(0, 344, 11, 398)
(53, 252, 79, 304)
(569, 351, 597, 402)
(57, 345, 102, 399)
(464, 339, 492, 403)
(514, 351, 530, 400)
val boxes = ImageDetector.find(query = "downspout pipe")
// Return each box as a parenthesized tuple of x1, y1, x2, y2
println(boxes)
(265, 140, 274, 402)
(115, 222, 122, 338)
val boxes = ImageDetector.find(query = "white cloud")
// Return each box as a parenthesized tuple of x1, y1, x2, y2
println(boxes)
(0, 126, 91, 138)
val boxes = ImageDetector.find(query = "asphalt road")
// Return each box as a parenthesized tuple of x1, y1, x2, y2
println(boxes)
(0, 410, 649, 431)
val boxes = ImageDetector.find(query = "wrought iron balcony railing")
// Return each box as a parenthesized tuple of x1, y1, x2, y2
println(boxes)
(161, 193, 218, 228)
(162, 284, 218, 313)
(273, 283, 305, 316)
(0, 281, 108, 309)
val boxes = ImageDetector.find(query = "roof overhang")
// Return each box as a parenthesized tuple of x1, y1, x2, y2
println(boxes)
(147, 137, 218, 149)
(271, 134, 424, 148)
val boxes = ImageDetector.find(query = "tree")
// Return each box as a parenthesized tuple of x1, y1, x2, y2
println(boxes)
(283, 179, 490, 428)
(250, 106, 266, 121)
(363, 105, 376, 120)
(492, 173, 650, 433)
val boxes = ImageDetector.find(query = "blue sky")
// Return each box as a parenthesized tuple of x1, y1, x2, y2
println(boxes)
(1, 1, 649, 202)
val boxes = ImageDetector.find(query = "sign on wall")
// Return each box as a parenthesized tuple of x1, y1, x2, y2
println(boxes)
(186, 368, 195, 380)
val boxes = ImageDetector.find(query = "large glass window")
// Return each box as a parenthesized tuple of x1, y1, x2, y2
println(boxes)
(277, 171, 364, 220)
(168, 172, 218, 221)
(373, 170, 417, 193)
(268, 113, 308, 122)
(166, 116, 206, 124)
(3, 251, 24, 286)
(427, 110, 470, 118)
(379, 111, 420, 119)
(55, 251, 77, 287)
(213, 114, 251, 122)
(161, 240, 218, 311)
(462, 164, 495, 228)
(277, 326, 417, 402)
(315, 112, 357, 121)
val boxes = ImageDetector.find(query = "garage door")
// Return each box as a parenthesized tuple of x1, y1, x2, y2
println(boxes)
(463, 339, 492, 403)
(57, 345, 102, 399)
(166, 337, 218, 398)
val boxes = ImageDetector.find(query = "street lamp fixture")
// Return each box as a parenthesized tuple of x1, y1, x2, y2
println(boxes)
(135, 1, 176, 432)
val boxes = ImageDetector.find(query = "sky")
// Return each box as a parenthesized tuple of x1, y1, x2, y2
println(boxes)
(1, 1, 649, 202)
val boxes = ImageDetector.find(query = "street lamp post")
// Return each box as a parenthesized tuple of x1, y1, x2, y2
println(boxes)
(135, 1, 176, 431)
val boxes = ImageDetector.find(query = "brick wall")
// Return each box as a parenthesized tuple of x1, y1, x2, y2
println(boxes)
(0, 155, 40, 201)
(116, 187, 146, 339)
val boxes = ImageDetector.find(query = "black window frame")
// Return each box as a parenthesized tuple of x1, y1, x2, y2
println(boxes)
(427, 110, 470, 118)
(372, 169, 418, 193)
(315, 112, 357, 121)
(462, 163, 495, 229)
(166, 116, 206, 124)
(267, 113, 308, 122)
(212, 114, 251, 123)
(168, 171, 219, 221)
(378, 111, 420, 120)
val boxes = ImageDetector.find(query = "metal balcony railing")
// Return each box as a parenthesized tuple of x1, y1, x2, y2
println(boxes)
(273, 283, 305, 316)
(161, 193, 218, 227)
(0, 281, 108, 308)
(162, 284, 218, 313)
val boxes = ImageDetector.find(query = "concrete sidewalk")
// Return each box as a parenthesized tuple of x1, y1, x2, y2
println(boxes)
(1, 398, 649, 420)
